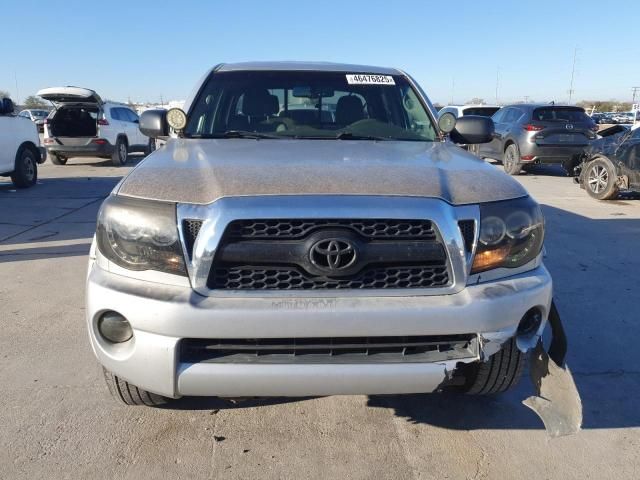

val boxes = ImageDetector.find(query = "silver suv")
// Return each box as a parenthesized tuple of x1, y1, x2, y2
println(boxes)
(86, 62, 561, 406)
(475, 104, 597, 175)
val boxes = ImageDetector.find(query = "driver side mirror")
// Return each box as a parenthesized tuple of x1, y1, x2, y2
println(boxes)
(139, 109, 169, 138)
(0, 98, 15, 115)
(438, 112, 494, 144)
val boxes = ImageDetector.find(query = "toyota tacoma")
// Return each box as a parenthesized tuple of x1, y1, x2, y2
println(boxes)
(86, 62, 559, 406)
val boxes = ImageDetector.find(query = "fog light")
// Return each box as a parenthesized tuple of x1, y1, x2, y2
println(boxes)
(517, 308, 543, 337)
(98, 311, 133, 343)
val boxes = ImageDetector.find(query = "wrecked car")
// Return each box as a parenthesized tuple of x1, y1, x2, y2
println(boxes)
(86, 62, 565, 406)
(576, 124, 640, 200)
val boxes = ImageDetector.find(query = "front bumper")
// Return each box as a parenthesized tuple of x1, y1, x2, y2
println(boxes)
(86, 262, 553, 398)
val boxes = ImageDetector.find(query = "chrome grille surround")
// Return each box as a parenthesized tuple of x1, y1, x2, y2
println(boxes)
(177, 196, 479, 297)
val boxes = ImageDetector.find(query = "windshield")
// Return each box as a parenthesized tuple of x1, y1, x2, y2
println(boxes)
(31, 110, 48, 118)
(184, 71, 438, 141)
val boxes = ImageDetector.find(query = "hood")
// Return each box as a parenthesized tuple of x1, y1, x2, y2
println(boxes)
(116, 139, 528, 205)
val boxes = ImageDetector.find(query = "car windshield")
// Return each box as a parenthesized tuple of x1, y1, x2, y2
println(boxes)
(184, 71, 438, 141)
(31, 110, 48, 118)
(532, 107, 590, 123)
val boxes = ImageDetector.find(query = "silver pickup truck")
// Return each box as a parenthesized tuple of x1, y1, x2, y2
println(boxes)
(86, 62, 562, 406)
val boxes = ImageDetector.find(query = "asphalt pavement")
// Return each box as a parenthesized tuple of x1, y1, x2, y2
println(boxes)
(1, 154, 639, 479)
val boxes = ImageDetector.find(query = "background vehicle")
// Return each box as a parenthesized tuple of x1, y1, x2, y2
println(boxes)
(38, 87, 154, 166)
(438, 104, 501, 119)
(476, 104, 598, 175)
(0, 98, 45, 188)
(18, 109, 49, 132)
(577, 125, 640, 199)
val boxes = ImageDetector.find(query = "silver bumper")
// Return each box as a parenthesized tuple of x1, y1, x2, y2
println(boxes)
(86, 263, 553, 398)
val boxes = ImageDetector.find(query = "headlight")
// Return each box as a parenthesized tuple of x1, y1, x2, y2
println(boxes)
(96, 195, 187, 276)
(471, 196, 544, 274)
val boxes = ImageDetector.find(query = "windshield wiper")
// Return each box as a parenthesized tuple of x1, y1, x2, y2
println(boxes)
(189, 130, 281, 139)
(335, 132, 388, 141)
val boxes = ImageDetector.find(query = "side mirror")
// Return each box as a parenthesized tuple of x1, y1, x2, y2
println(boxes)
(0, 98, 15, 115)
(450, 116, 494, 144)
(139, 109, 169, 138)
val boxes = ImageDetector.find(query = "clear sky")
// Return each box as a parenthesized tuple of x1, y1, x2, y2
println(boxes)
(2, 0, 639, 106)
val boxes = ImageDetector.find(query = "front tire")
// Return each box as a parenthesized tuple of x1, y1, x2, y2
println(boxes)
(503, 144, 522, 175)
(102, 368, 169, 406)
(11, 147, 38, 188)
(111, 137, 128, 166)
(585, 157, 619, 200)
(49, 153, 68, 165)
(145, 137, 156, 156)
(461, 338, 525, 395)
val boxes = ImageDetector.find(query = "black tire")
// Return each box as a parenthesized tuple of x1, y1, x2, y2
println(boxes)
(10, 147, 38, 188)
(503, 143, 522, 175)
(462, 338, 525, 395)
(49, 153, 68, 165)
(102, 368, 168, 406)
(584, 157, 619, 200)
(111, 137, 128, 166)
(145, 137, 156, 156)
(467, 144, 481, 157)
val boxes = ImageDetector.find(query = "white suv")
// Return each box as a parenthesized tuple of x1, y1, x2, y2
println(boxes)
(38, 87, 154, 166)
(0, 98, 45, 188)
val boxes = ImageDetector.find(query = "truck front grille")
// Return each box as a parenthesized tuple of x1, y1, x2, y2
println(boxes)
(206, 218, 451, 291)
(180, 335, 478, 364)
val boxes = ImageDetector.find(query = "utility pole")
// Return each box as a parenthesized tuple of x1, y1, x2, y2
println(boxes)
(450, 78, 455, 105)
(632, 86, 640, 104)
(495, 66, 500, 105)
(524, 95, 530, 103)
(568, 47, 578, 104)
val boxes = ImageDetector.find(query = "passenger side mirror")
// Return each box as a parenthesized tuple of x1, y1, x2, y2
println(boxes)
(450, 116, 495, 144)
(0, 98, 15, 115)
(139, 109, 169, 138)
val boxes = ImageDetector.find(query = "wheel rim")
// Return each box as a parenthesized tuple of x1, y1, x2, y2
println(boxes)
(119, 143, 127, 163)
(24, 155, 35, 181)
(505, 147, 515, 168)
(588, 164, 608, 193)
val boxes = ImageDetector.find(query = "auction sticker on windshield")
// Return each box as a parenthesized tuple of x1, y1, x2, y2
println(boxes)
(346, 74, 395, 85)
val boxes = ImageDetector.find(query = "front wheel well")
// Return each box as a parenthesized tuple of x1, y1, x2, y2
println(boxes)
(15, 141, 40, 166)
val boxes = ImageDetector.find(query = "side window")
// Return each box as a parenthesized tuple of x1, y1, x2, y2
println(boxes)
(503, 108, 523, 124)
(492, 108, 506, 123)
(125, 109, 139, 123)
(110, 108, 121, 121)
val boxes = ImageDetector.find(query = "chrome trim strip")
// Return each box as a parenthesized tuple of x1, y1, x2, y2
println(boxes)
(177, 196, 480, 298)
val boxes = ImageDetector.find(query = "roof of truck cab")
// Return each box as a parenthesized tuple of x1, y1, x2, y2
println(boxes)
(216, 61, 402, 75)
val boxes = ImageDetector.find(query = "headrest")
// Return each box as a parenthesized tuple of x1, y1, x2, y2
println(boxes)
(336, 95, 364, 125)
(242, 89, 279, 117)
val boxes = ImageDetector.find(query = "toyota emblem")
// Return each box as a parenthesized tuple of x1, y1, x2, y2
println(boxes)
(309, 238, 357, 272)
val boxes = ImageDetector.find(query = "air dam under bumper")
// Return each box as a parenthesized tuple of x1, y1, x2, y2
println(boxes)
(86, 264, 553, 398)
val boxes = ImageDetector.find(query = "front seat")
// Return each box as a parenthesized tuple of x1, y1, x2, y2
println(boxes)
(242, 89, 279, 129)
(336, 95, 365, 125)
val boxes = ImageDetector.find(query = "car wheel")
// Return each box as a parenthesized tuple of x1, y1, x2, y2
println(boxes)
(10, 147, 38, 188)
(102, 368, 169, 407)
(585, 157, 619, 200)
(468, 144, 481, 157)
(503, 144, 522, 175)
(49, 153, 68, 165)
(461, 338, 525, 395)
(111, 137, 128, 166)
(145, 138, 156, 155)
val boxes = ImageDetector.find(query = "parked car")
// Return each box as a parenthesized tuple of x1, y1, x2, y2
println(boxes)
(18, 108, 49, 132)
(576, 124, 640, 199)
(438, 104, 501, 119)
(37, 87, 155, 166)
(475, 104, 598, 175)
(85, 61, 564, 406)
(0, 98, 45, 188)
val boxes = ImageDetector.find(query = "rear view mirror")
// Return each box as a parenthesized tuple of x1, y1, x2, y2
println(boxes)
(292, 86, 335, 98)
(139, 109, 169, 138)
(0, 98, 15, 115)
(450, 116, 494, 144)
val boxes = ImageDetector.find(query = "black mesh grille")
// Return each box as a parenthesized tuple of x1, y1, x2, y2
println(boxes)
(181, 334, 478, 364)
(225, 219, 436, 240)
(458, 220, 475, 253)
(183, 219, 203, 258)
(210, 265, 450, 290)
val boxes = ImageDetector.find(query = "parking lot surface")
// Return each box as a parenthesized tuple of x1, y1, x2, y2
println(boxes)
(1, 156, 639, 479)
